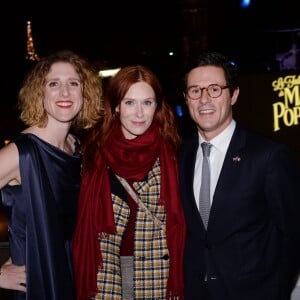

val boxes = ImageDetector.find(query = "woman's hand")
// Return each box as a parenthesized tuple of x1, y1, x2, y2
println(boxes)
(0, 258, 26, 292)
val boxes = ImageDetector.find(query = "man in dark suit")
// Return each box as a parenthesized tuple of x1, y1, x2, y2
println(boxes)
(179, 51, 300, 299)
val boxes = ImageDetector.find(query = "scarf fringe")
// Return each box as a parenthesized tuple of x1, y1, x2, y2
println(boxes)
(167, 293, 184, 300)
(99, 232, 109, 239)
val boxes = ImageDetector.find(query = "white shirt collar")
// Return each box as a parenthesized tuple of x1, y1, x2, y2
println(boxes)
(198, 119, 236, 154)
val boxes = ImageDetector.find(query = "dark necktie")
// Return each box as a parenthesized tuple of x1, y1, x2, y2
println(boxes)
(199, 142, 212, 229)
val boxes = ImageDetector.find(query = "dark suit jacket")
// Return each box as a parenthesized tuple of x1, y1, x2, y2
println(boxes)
(179, 123, 300, 300)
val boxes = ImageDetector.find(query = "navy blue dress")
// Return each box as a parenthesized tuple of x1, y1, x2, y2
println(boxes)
(1, 133, 81, 299)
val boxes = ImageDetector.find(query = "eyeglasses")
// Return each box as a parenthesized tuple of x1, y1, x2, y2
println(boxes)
(186, 84, 229, 100)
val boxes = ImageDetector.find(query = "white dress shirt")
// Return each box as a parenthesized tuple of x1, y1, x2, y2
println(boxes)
(193, 120, 236, 209)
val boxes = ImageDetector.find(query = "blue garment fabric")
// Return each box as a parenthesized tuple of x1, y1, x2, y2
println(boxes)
(1, 133, 81, 299)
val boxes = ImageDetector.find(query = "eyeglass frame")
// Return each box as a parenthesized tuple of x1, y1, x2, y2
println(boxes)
(185, 84, 230, 100)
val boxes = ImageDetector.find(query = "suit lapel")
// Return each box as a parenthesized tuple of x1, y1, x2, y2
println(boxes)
(208, 124, 247, 231)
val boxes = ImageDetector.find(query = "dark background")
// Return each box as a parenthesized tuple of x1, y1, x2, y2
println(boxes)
(1, 0, 184, 103)
(1, 0, 299, 160)
(1, 0, 299, 103)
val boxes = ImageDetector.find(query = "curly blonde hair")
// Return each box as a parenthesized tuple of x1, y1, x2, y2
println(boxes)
(18, 50, 103, 129)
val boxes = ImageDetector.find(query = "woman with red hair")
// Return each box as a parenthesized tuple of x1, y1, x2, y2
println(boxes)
(73, 65, 186, 300)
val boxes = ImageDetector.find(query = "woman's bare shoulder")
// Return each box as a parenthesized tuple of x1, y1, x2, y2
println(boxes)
(0, 142, 20, 187)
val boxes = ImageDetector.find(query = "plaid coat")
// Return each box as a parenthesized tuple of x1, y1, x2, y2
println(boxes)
(93, 160, 170, 300)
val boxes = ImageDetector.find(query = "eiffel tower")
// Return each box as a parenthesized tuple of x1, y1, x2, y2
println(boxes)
(26, 20, 39, 61)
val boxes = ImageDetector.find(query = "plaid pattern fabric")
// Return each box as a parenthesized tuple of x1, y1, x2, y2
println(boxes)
(93, 199, 129, 300)
(93, 160, 169, 300)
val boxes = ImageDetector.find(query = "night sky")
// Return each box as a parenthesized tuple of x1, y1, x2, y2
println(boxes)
(1, 0, 183, 103)
(1, 0, 300, 105)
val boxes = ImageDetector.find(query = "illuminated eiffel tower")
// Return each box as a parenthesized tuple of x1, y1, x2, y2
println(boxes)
(26, 20, 39, 61)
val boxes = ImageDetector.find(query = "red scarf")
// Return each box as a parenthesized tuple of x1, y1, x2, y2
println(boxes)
(73, 123, 186, 299)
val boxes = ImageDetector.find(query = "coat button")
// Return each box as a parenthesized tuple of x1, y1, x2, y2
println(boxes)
(162, 254, 169, 260)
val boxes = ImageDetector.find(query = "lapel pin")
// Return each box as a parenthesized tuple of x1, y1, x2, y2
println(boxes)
(232, 156, 241, 162)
